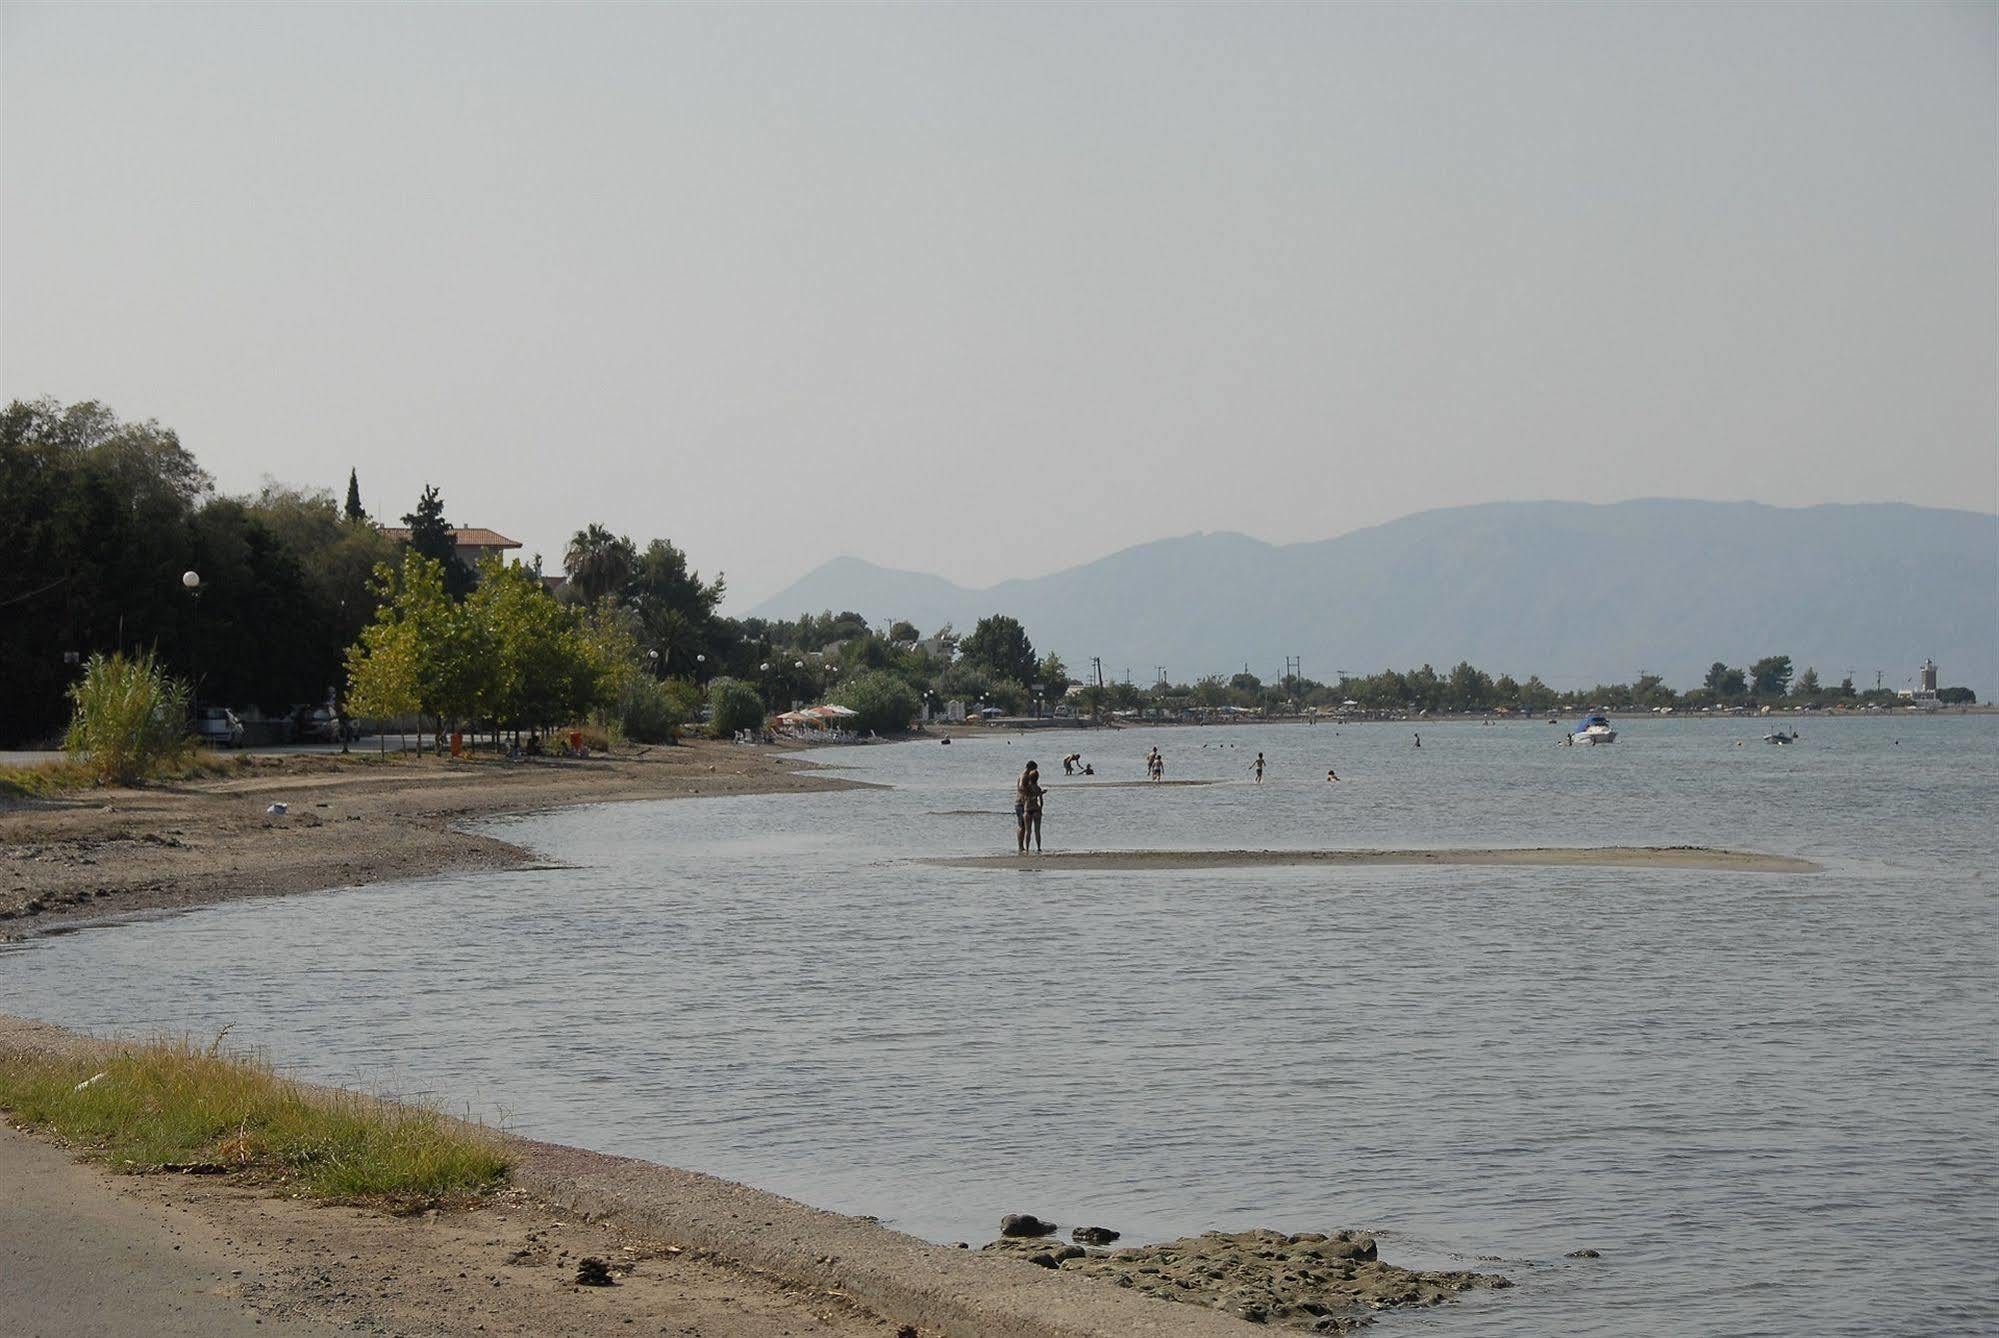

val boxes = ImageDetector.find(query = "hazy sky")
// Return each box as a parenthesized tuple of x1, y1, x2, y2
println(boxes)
(4, 3, 1993, 610)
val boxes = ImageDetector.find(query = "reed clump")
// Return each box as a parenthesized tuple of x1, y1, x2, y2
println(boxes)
(0, 1036, 508, 1205)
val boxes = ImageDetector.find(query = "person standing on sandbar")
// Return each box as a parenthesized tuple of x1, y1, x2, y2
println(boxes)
(1017, 760, 1044, 854)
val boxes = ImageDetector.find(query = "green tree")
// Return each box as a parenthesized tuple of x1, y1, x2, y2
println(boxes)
(831, 669, 920, 735)
(563, 523, 636, 605)
(469, 558, 592, 737)
(707, 677, 766, 738)
(347, 552, 490, 745)
(1447, 660, 1494, 711)
(400, 484, 473, 600)
(960, 614, 1036, 685)
(1705, 661, 1748, 699)
(888, 620, 919, 643)
(1038, 652, 1071, 695)
(1750, 654, 1794, 699)
(1793, 667, 1821, 700)
(1, 397, 212, 743)
(344, 468, 364, 521)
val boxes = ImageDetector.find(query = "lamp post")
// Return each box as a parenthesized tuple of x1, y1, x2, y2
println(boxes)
(181, 570, 203, 704)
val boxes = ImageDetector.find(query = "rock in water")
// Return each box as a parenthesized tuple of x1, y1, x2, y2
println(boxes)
(991, 1227, 1507, 1331)
(1566, 1248, 1601, 1259)
(1072, 1226, 1121, 1245)
(1000, 1213, 1057, 1238)
(574, 1257, 615, 1286)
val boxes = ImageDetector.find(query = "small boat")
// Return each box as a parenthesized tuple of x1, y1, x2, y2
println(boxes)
(1763, 729, 1800, 745)
(1572, 713, 1617, 745)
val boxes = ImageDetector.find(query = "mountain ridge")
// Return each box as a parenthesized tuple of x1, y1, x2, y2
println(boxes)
(747, 500, 1999, 695)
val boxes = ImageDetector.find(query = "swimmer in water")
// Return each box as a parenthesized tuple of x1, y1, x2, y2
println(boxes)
(1326, 768, 1339, 782)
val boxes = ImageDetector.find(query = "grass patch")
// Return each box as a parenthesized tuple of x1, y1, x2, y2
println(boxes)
(0, 1037, 508, 1205)
(0, 749, 244, 799)
(0, 759, 96, 799)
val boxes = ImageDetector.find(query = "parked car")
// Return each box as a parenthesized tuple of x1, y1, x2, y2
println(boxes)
(194, 707, 244, 748)
(291, 705, 354, 743)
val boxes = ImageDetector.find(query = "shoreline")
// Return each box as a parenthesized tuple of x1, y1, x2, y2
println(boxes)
(927, 845, 1822, 873)
(1, 1013, 1497, 1337)
(1, 740, 866, 938)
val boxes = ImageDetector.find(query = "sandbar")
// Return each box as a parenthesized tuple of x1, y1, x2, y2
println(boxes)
(926, 846, 1821, 873)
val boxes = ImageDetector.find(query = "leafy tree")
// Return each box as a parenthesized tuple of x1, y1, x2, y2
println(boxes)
(344, 468, 365, 521)
(888, 620, 919, 643)
(1705, 662, 1748, 699)
(1, 398, 212, 743)
(1793, 667, 1821, 700)
(1937, 686, 1976, 704)
(1447, 660, 1494, 710)
(628, 537, 725, 674)
(831, 669, 920, 735)
(1229, 671, 1262, 694)
(346, 553, 490, 744)
(960, 614, 1036, 685)
(1038, 652, 1071, 695)
(468, 558, 592, 736)
(1750, 654, 1794, 699)
(707, 677, 766, 738)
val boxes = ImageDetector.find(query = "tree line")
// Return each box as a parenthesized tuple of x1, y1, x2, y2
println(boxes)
(4, 397, 1973, 749)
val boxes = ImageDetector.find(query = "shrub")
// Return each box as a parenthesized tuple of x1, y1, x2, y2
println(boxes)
(661, 676, 704, 723)
(616, 676, 683, 743)
(62, 651, 193, 785)
(831, 669, 919, 735)
(707, 677, 766, 738)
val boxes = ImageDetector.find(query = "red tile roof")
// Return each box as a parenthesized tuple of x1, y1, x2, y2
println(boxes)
(375, 526, 521, 549)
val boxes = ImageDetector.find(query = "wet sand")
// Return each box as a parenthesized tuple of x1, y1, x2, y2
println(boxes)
(1, 742, 866, 937)
(927, 846, 1822, 873)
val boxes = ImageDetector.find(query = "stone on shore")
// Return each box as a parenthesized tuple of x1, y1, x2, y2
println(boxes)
(984, 1227, 1507, 1332)
(999, 1213, 1057, 1238)
(1072, 1225, 1121, 1245)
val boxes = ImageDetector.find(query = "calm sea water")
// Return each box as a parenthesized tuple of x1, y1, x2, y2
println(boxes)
(4, 715, 1995, 1336)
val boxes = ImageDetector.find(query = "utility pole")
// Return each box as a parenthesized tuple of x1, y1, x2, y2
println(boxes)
(1285, 655, 1301, 684)
(1876, 669, 1885, 691)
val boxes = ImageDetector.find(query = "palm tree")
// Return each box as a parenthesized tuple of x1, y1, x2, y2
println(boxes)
(564, 524, 635, 605)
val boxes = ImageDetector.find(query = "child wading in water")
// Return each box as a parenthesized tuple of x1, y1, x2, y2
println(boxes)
(1016, 760, 1044, 854)
(1253, 752, 1265, 783)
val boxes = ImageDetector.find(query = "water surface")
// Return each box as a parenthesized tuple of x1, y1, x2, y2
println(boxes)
(4, 715, 1994, 1337)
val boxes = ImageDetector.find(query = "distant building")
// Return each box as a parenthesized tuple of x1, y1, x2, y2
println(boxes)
(1920, 659, 1939, 694)
(375, 526, 523, 573)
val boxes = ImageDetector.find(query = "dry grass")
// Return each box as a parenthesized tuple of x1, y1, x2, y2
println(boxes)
(0, 1036, 508, 1206)
(0, 749, 242, 800)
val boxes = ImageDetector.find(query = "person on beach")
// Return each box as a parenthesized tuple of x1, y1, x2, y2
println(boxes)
(1016, 761, 1044, 854)
(1413, 733, 1421, 748)
(1253, 752, 1265, 783)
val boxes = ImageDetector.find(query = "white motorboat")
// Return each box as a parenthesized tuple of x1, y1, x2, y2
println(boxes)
(1572, 713, 1617, 745)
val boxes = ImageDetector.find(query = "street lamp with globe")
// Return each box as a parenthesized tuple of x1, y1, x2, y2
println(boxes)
(182, 570, 203, 703)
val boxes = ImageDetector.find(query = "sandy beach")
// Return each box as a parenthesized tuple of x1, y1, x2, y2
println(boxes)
(0, 741, 864, 937)
(928, 846, 1822, 873)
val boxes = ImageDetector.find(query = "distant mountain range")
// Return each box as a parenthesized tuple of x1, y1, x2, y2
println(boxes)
(748, 500, 1999, 695)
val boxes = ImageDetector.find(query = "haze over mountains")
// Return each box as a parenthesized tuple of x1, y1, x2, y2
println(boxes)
(749, 500, 1999, 697)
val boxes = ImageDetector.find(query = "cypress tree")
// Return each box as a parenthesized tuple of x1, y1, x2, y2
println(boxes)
(344, 468, 364, 521)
